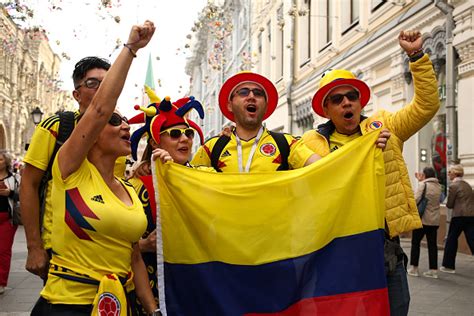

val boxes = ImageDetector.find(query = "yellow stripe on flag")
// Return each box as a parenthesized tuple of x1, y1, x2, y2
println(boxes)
(154, 131, 385, 265)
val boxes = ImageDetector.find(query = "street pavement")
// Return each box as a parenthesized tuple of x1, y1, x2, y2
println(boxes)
(1, 226, 473, 315)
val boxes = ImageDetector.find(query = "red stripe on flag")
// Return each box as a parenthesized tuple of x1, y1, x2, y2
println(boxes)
(140, 175, 156, 222)
(244, 288, 389, 316)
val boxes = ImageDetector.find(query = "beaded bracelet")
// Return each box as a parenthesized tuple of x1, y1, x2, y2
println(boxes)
(407, 48, 423, 57)
(123, 43, 137, 58)
(408, 49, 424, 62)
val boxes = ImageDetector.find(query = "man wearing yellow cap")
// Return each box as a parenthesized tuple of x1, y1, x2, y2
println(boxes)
(192, 72, 320, 172)
(301, 30, 440, 316)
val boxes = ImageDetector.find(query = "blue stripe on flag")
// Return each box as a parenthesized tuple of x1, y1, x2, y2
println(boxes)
(163, 229, 386, 316)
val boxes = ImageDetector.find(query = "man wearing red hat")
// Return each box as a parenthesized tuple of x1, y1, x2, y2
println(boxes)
(192, 72, 320, 172)
(301, 30, 440, 316)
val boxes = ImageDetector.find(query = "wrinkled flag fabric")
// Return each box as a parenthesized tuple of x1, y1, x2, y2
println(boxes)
(153, 131, 388, 316)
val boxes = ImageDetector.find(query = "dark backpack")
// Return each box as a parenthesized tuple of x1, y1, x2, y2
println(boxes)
(38, 111, 75, 226)
(210, 131, 290, 172)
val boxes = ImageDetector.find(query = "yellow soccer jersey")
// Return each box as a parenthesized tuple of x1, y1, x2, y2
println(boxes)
(191, 128, 314, 172)
(114, 156, 127, 179)
(23, 112, 80, 249)
(23, 112, 127, 248)
(40, 156, 147, 305)
(329, 130, 362, 153)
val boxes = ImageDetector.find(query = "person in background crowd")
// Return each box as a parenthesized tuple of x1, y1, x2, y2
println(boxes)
(441, 164, 474, 274)
(407, 167, 442, 279)
(0, 151, 20, 295)
(301, 30, 440, 315)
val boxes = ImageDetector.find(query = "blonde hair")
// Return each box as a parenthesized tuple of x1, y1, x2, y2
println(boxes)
(449, 164, 464, 177)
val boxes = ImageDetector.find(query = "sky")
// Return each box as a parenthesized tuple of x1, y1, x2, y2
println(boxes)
(5, 0, 207, 118)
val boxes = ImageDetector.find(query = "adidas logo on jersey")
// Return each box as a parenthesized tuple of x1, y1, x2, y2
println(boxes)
(221, 150, 231, 157)
(91, 195, 104, 204)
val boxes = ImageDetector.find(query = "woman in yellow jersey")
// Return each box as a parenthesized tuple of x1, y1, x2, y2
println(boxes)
(127, 94, 205, 315)
(31, 21, 159, 316)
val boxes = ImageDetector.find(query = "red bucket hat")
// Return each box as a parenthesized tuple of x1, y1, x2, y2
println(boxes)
(312, 69, 371, 118)
(218, 72, 278, 122)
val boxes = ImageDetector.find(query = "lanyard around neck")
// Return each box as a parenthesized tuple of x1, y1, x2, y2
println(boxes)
(235, 126, 264, 173)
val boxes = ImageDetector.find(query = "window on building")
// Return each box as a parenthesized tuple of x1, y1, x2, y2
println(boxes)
(267, 20, 272, 44)
(265, 20, 272, 76)
(351, 0, 360, 22)
(342, 0, 359, 33)
(371, 0, 385, 11)
(258, 32, 263, 73)
(299, 0, 311, 66)
(277, 5, 284, 78)
(318, 0, 333, 50)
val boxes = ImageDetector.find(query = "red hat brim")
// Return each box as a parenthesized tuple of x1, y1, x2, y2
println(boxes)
(312, 79, 370, 118)
(218, 73, 278, 122)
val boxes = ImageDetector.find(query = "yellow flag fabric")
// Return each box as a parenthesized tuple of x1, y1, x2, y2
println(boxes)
(153, 131, 388, 316)
(154, 131, 385, 265)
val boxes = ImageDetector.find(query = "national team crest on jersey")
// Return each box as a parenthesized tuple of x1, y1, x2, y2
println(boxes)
(97, 292, 121, 316)
(260, 143, 277, 156)
(369, 121, 383, 130)
(65, 188, 99, 241)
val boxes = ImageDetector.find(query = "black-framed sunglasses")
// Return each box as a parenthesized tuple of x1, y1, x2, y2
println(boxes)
(75, 78, 102, 90)
(233, 87, 266, 98)
(160, 127, 195, 139)
(326, 90, 360, 105)
(108, 113, 129, 126)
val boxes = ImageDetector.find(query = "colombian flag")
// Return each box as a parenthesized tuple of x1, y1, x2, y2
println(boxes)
(153, 131, 389, 316)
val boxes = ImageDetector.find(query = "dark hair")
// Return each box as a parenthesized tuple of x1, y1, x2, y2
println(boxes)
(72, 56, 111, 88)
(423, 167, 436, 179)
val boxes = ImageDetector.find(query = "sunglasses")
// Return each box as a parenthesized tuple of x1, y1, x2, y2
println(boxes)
(326, 90, 360, 105)
(233, 88, 266, 98)
(75, 78, 102, 90)
(160, 127, 195, 139)
(108, 113, 129, 126)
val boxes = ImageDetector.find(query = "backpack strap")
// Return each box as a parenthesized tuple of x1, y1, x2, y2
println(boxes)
(44, 111, 76, 181)
(210, 135, 231, 172)
(268, 131, 290, 171)
(421, 182, 427, 199)
(210, 131, 291, 172)
(39, 111, 76, 225)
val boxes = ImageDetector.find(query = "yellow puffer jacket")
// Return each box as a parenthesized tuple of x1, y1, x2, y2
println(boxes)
(302, 54, 440, 238)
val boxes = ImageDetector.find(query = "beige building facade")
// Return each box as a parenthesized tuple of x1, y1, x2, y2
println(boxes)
(0, 8, 74, 158)
(186, 0, 474, 188)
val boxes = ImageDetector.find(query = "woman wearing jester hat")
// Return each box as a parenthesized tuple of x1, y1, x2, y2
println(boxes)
(32, 21, 158, 315)
(127, 88, 206, 315)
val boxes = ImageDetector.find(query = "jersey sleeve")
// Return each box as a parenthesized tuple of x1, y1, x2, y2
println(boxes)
(51, 148, 91, 189)
(286, 136, 315, 169)
(190, 143, 213, 167)
(127, 176, 144, 193)
(114, 156, 127, 179)
(23, 116, 60, 171)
